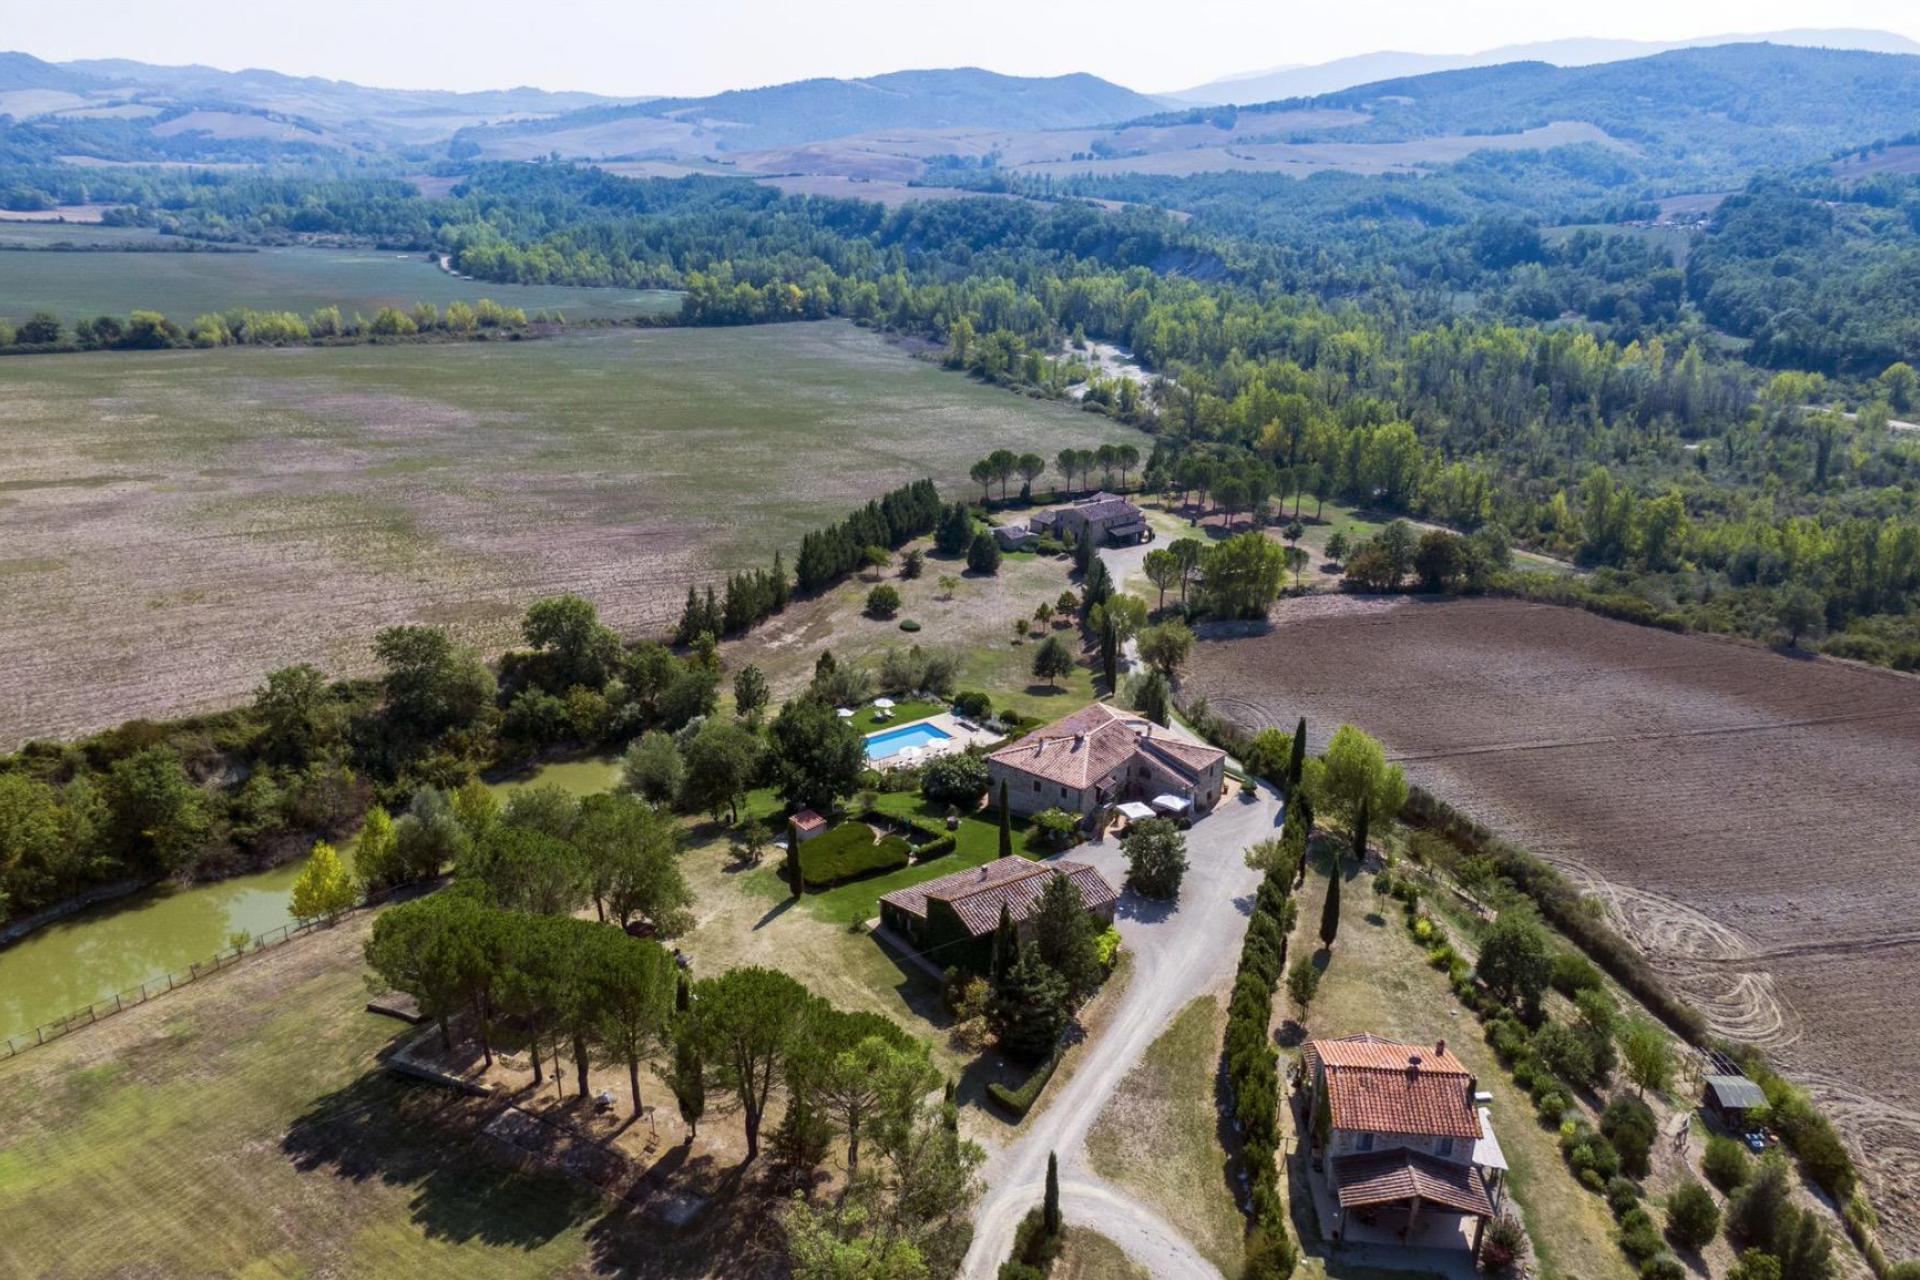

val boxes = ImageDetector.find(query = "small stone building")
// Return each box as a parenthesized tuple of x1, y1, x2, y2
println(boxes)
(878, 856, 1117, 971)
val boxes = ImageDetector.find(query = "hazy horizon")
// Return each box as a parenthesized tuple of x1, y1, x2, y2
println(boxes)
(10, 0, 1920, 98)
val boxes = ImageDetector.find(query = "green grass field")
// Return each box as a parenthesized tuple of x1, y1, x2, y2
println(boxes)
(0, 239, 679, 325)
(0, 320, 1143, 744)
(0, 911, 620, 1279)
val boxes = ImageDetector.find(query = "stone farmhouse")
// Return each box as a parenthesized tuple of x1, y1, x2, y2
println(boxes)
(1029, 492, 1152, 545)
(1300, 1035, 1508, 1253)
(987, 702, 1226, 821)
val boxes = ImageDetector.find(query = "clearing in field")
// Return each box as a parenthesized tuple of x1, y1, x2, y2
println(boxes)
(0, 320, 1141, 745)
(0, 238, 678, 324)
(1183, 594, 1920, 1253)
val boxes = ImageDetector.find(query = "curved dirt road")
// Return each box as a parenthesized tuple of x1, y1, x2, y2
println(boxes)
(962, 777, 1280, 1277)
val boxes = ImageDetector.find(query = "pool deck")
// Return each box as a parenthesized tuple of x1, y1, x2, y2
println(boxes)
(864, 711, 998, 769)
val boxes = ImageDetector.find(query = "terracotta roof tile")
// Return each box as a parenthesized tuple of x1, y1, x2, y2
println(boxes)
(988, 703, 1225, 792)
(1333, 1149, 1495, 1217)
(878, 857, 1118, 938)
(1307, 1036, 1482, 1140)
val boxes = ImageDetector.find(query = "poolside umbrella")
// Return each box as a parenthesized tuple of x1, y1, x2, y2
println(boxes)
(873, 697, 896, 709)
(836, 707, 855, 718)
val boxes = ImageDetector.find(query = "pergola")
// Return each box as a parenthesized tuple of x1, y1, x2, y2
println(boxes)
(1332, 1149, 1497, 1252)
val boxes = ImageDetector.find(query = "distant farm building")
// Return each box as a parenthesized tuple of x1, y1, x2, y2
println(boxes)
(1029, 492, 1151, 546)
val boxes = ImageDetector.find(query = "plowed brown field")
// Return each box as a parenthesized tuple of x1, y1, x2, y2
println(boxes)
(1185, 595, 1920, 1248)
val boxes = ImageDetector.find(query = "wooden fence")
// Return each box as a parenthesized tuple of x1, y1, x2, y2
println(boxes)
(0, 880, 427, 1062)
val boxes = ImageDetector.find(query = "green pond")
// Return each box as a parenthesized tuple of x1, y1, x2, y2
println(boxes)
(0, 755, 624, 1046)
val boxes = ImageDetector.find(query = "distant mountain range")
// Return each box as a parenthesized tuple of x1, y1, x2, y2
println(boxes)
(1165, 27, 1920, 104)
(0, 51, 639, 152)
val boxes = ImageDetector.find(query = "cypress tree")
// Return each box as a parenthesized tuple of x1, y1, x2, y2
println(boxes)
(1353, 796, 1369, 863)
(1287, 716, 1307, 787)
(1319, 854, 1342, 949)
(998, 781, 1013, 859)
(991, 901, 1019, 988)
(786, 830, 803, 898)
(1043, 1150, 1062, 1236)
(675, 973, 691, 1014)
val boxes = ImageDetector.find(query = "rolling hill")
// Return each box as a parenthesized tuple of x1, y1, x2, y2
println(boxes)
(1168, 27, 1920, 104)
(0, 50, 640, 157)
(456, 68, 1165, 159)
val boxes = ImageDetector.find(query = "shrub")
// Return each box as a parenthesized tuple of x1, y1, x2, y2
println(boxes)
(1552, 952, 1607, 997)
(1006, 1205, 1062, 1273)
(1618, 1206, 1664, 1263)
(1601, 1094, 1659, 1178)
(1093, 925, 1121, 969)
(866, 584, 902, 618)
(1482, 1215, 1528, 1272)
(922, 751, 991, 806)
(1607, 1175, 1641, 1218)
(899, 618, 921, 631)
(1640, 1255, 1686, 1280)
(1535, 1020, 1602, 1089)
(1703, 1135, 1751, 1192)
(1030, 806, 1079, 850)
(988, 1049, 1061, 1118)
(1666, 1177, 1720, 1250)
(798, 823, 911, 886)
(952, 690, 992, 719)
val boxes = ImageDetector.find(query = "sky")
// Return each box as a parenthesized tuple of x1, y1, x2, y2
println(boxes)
(11, 0, 1920, 97)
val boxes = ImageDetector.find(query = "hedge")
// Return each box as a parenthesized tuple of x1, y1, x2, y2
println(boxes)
(800, 823, 912, 887)
(862, 805, 956, 861)
(988, 1049, 1062, 1118)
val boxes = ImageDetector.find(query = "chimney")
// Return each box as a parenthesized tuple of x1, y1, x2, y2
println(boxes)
(1406, 1053, 1422, 1081)
(1073, 733, 1085, 749)
(1467, 1075, 1478, 1108)
(1435, 1038, 1447, 1059)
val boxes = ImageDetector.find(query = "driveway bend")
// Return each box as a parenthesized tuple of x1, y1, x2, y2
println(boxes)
(962, 775, 1281, 1277)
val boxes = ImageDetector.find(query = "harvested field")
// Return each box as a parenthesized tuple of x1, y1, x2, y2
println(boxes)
(0, 321, 1142, 745)
(1184, 595, 1920, 1250)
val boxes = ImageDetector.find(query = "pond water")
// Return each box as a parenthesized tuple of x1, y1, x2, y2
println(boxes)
(0, 754, 624, 1044)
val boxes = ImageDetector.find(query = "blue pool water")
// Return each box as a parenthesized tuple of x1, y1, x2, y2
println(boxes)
(865, 722, 954, 761)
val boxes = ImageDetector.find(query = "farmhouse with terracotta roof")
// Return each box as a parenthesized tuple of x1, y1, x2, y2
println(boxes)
(1028, 492, 1152, 546)
(986, 702, 1226, 821)
(878, 856, 1118, 970)
(1300, 1034, 1508, 1254)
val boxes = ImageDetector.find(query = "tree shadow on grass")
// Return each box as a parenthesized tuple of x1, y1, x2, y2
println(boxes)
(282, 1072, 604, 1251)
(581, 1161, 786, 1279)
(753, 895, 796, 930)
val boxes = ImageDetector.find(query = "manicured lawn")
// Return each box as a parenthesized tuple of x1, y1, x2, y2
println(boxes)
(850, 697, 944, 733)
(761, 793, 1048, 927)
(1085, 994, 1247, 1275)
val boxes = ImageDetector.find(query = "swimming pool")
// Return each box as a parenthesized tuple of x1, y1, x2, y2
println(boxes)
(865, 721, 954, 762)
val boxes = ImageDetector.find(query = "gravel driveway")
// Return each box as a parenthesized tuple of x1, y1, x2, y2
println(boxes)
(961, 775, 1283, 1277)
